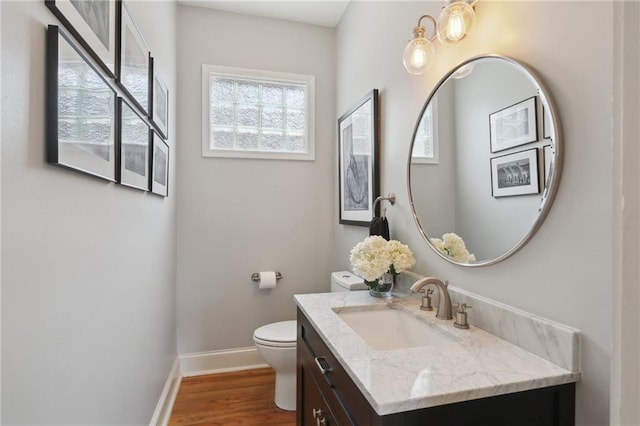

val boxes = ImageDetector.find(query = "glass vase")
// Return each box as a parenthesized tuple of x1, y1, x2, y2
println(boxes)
(368, 272, 394, 298)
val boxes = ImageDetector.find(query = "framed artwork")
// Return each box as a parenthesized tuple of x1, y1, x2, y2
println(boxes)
(543, 105, 552, 139)
(338, 89, 380, 226)
(543, 144, 554, 188)
(118, 1, 150, 114)
(45, 0, 118, 78)
(150, 131, 169, 197)
(117, 97, 150, 191)
(150, 56, 169, 139)
(46, 25, 117, 182)
(490, 148, 539, 197)
(489, 96, 538, 153)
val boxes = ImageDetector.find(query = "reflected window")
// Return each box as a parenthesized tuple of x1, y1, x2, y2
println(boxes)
(412, 97, 438, 164)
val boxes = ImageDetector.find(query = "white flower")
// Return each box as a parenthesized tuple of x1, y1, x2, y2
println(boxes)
(387, 240, 416, 273)
(430, 233, 476, 263)
(350, 236, 415, 282)
(350, 236, 391, 282)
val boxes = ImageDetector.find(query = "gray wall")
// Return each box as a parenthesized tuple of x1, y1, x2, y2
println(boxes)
(335, 2, 612, 425)
(410, 84, 457, 239)
(175, 6, 336, 353)
(1, 1, 178, 424)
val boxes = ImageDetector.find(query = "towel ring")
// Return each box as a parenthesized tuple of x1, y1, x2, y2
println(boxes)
(373, 193, 396, 218)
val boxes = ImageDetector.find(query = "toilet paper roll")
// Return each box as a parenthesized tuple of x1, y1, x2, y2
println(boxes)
(258, 271, 277, 289)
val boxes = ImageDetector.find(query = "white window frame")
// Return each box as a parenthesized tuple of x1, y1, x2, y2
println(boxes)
(201, 64, 315, 161)
(411, 96, 439, 164)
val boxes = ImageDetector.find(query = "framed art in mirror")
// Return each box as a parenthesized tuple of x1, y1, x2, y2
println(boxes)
(490, 148, 539, 197)
(338, 89, 380, 226)
(489, 96, 537, 153)
(150, 56, 169, 139)
(543, 144, 553, 187)
(543, 105, 552, 139)
(151, 131, 169, 197)
(117, 97, 150, 191)
(45, 0, 118, 78)
(46, 25, 117, 182)
(118, 1, 150, 114)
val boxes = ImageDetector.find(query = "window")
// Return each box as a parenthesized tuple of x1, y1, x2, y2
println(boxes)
(202, 64, 315, 160)
(411, 96, 438, 164)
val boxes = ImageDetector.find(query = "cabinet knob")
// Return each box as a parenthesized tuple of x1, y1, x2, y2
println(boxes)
(317, 417, 327, 426)
(312, 408, 323, 418)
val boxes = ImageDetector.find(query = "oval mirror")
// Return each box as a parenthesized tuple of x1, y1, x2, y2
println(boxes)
(408, 54, 562, 266)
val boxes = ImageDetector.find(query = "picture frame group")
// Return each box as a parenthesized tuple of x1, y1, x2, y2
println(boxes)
(45, 0, 170, 197)
(337, 89, 380, 226)
(488, 94, 557, 198)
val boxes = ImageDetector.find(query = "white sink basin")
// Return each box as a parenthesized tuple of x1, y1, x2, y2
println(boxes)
(335, 305, 459, 350)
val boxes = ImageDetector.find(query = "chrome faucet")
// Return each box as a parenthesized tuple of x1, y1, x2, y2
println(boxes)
(410, 277, 453, 320)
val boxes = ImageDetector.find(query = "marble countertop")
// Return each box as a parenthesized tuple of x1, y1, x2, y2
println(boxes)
(294, 291, 581, 416)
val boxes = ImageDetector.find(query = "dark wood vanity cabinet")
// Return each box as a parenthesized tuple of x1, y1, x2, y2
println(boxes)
(296, 308, 576, 426)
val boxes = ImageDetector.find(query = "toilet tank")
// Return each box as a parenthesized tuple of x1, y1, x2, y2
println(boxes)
(331, 271, 367, 292)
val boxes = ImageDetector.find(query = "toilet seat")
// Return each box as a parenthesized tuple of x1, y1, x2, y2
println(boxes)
(253, 320, 296, 348)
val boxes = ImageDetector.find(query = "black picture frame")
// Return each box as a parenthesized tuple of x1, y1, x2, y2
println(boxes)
(489, 96, 538, 153)
(150, 131, 169, 197)
(149, 56, 169, 139)
(543, 144, 554, 188)
(45, 0, 119, 78)
(116, 97, 150, 191)
(542, 104, 552, 139)
(490, 148, 540, 198)
(338, 89, 380, 226)
(117, 1, 150, 114)
(46, 25, 117, 182)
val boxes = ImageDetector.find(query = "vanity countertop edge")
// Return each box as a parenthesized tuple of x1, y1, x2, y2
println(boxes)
(294, 291, 581, 416)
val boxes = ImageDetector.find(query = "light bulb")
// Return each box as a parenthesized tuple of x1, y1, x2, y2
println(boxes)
(437, 2, 476, 45)
(411, 42, 427, 68)
(447, 5, 466, 41)
(403, 36, 435, 75)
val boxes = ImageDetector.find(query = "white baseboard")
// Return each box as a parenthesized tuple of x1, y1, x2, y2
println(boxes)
(179, 346, 268, 377)
(149, 357, 182, 426)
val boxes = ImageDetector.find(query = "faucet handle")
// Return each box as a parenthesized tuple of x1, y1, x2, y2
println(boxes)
(454, 303, 471, 312)
(453, 303, 471, 329)
(420, 289, 434, 311)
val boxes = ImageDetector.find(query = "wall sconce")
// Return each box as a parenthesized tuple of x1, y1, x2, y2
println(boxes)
(403, 0, 477, 75)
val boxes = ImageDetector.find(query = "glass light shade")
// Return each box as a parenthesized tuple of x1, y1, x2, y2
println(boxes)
(451, 63, 475, 79)
(437, 2, 476, 44)
(403, 37, 436, 75)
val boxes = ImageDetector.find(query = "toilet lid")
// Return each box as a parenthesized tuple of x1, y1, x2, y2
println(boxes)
(254, 320, 297, 344)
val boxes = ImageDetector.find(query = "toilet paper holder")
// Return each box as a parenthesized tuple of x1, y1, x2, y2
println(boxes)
(251, 272, 283, 281)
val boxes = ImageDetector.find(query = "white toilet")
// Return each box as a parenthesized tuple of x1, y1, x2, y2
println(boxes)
(253, 271, 367, 411)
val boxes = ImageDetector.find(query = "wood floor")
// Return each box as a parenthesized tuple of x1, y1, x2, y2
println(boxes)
(169, 368, 297, 425)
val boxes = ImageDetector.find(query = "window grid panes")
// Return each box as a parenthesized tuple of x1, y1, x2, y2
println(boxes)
(208, 75, 308, 154)
(411, 97, 438, 165)
(412, 103, 434, 158)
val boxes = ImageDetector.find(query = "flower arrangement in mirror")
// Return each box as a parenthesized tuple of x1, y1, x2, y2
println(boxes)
(430, 233, 476, 263)
(350, 236, 416, 297)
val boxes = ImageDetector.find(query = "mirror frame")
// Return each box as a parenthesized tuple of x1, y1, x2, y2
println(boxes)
(407, 54, 563, 267)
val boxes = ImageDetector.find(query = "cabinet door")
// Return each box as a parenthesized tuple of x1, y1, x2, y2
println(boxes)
(316, 396, 337, 426)
(300, 355, 324, 425)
